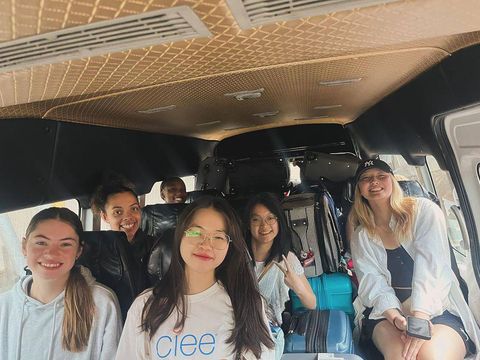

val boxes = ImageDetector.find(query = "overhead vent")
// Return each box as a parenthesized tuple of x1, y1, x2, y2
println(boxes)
(227, 0, 400, 29)
(0, 6, 211, 72)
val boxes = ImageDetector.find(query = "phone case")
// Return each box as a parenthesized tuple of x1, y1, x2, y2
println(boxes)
(406, 316, 431, 340)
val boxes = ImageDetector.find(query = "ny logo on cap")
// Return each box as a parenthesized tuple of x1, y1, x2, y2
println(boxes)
(364, 160, 374, 167)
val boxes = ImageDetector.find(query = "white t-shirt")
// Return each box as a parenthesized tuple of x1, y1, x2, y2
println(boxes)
(115, 282, 274, 360)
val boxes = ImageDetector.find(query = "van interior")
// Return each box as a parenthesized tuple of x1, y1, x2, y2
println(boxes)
(1, 0, 480, 358)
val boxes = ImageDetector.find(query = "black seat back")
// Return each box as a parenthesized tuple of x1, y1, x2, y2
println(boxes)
(79, 231, 136, 320)
(228, 157, 290, 196)
(186, 189, 223, 203)
(226, 157, 290, 217)
(141, 203, 188, 283)
(141, 203, 187, 238)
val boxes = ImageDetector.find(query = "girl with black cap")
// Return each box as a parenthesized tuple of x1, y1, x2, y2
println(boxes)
(350, 159, 479, 360)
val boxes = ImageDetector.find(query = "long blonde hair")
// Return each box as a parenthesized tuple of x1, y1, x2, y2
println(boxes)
(350, 174, 416, 242)
(25, 207, 95, 352)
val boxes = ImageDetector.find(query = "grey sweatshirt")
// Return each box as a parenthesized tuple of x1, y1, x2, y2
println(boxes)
(0, 267, 122, 360)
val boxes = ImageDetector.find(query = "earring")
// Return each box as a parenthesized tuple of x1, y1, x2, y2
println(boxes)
(24, 266, 32, 276)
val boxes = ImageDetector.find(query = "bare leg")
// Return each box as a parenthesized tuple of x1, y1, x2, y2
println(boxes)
(417, 324, 467, 360)
(372, 320, 405, 360)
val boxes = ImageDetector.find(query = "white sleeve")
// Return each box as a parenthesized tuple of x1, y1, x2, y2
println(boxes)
(115, 296, 148, 360)
(410, 199, 452, 316)
(98, 289, 123, 360)
(351, 230, 401, 319)
(287, 251, 304, 275)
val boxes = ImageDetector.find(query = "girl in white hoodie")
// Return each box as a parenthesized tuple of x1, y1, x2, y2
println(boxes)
(0, 207, 122, 360)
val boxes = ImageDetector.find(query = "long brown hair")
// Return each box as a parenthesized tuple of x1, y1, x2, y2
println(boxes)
(351, 174, 416, 242)
(141, 196, 274, 358)
(25, 207, 95, 352)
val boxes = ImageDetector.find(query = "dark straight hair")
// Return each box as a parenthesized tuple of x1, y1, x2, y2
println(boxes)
(244, 192, 292, 266)
(141, 196, 274, 358)
(25, 207, 95, 352)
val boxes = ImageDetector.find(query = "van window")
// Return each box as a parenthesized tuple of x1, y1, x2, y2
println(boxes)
(380, 154, 422, 182)
(0, 199, 79, 293)
(426, 155, 480, 319)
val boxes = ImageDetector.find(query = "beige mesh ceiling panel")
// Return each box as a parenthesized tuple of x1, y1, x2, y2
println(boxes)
(1, 0, 480, 140)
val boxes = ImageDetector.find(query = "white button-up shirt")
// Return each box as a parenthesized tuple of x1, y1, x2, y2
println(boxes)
(351, 198, 480, 358)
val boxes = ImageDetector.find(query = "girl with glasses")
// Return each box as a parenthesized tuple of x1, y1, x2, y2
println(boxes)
(115, 196, 275, 359)
(244, 193, 316, 327)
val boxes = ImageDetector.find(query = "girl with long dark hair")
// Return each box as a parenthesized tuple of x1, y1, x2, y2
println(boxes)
(244, 192, 315, 326)
(115, 196, 275, 359)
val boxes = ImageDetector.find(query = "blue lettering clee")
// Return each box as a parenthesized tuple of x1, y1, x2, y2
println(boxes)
(198, 333, 216, 355)
(156, 335, 173, 358)
(180, 334, 197, 356)
(154, 332, 216, 358)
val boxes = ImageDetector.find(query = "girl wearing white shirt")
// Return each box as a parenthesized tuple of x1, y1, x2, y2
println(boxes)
(116, 196, 275, 360)
(244, 193, 316, 326)
(350, 159, 479, 360)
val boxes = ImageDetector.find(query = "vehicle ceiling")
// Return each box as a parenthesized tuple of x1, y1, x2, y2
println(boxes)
(1, 0, 480, 141)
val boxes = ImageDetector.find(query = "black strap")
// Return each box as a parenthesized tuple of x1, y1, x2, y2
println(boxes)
(449, 244, 469, 303)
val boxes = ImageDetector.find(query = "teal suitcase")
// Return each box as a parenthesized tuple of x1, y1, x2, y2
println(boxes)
(290, 272, 354, 318)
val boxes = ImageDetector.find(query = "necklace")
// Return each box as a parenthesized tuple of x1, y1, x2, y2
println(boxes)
(377, 224, 393, 233)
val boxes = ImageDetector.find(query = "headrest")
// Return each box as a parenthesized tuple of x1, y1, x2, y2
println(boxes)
(195, 157, 229, 191)
(302, 152, 360, 183)
(186, 189, 223, 203)
(141, 203, 187, 238)
(398, 180, 440, 205)
(341, 178, 356, 205)
(228, 158, 290, 196)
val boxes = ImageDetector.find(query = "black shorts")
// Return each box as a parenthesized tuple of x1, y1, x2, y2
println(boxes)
(361, 309, 476, 356)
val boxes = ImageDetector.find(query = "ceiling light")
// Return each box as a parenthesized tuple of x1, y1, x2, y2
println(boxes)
(223, 126, 250, 131)
(294, 116, 330, 121)
(253, 111, 279, 118)
(313, 105, 342, 110)
(224, 88, 264, 101)
(319, 78, 362, 87)
(196, 120, 221, 127)
(137, 105, 176, 114)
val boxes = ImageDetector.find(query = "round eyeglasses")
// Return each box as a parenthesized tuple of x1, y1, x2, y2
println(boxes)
(250, 215, 278, 227)
(184, 227, 231, 250)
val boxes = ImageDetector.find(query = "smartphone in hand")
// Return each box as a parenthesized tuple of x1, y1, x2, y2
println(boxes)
(406, 316, 431, 340)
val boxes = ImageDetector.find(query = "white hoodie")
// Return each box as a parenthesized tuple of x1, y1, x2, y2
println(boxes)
(0, 267, 122, 360)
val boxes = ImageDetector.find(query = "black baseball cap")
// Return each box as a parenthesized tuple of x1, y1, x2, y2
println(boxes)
(355, 159, 393, 183)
